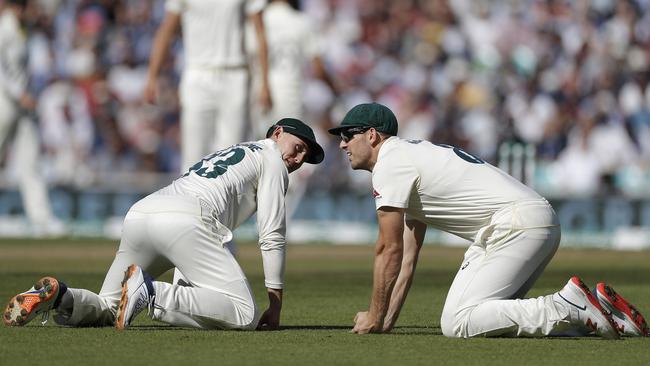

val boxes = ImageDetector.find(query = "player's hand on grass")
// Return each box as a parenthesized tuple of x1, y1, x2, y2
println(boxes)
(257, 288, 282, 330)
(351, 311, 382, 334)
(257, 307, 280, 330)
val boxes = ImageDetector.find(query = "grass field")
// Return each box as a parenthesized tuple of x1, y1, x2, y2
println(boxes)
(1, 238, 649, 365)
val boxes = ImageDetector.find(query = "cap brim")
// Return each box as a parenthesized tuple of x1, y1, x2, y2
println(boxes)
(291, 133, 324, 164)
(305, 142, 325, 164)
(327, 124, 367, 136)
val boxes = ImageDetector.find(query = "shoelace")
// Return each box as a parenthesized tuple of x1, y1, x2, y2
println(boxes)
(41, 311, 49, 326)
(147, 295, 156, 317)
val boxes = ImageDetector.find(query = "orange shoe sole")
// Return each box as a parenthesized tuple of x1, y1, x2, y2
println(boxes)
(115, 265, 137, 330)
(3, 277, 59, 326)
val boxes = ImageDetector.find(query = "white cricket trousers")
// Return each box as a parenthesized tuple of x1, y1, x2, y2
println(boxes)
(440, 198, 564, 337)
(56, 194, 259, 330)
(0, 94, 55, 227)
(179, 66, 249, 172)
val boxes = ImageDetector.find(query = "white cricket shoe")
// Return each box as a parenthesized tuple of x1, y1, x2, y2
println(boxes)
(555, 276, 620, 339)
(115, 264, 155, 330)
(595, 282, 649, 337)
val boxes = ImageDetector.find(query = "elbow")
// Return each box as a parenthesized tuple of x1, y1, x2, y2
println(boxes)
(259, 233, 286, 252)
(260, 242, 285, 252)
(376, 240, 403, 259)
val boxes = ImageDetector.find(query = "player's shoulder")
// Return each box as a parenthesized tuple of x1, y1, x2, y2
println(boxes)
(255, 140, 288, 184)
(378, 137, 424, 162)
(255, 139, 286, 168)
(391, 138, 459, 159)
(373, 138, 418, 176)
(237, 140, 267, 152)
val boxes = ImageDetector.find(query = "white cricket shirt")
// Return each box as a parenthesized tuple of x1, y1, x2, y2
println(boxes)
(166, 0, 266, 68)
(157, 138, 288, 288)
(372, 137, 542, 242)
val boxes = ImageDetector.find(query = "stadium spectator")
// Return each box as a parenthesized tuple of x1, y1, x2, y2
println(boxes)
(0, 0, 65, 236)
(1, 0, 648, 198)
(143, 0, 273, 172)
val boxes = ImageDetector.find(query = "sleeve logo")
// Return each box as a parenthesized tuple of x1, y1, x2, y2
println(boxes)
(372, 189, 382, 198)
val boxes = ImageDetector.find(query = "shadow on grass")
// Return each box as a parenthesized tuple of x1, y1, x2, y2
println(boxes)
(121, 325, 354, 332)
(124, 324, 442, 335)
(279, 325, 351, 330)
(280, 325, 442, 335)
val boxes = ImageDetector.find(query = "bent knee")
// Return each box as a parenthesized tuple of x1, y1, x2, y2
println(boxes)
(231, 301, 259, 330)
(440, 315, 459, 338)
(440, 308, 472, 338)
(239, 309, 259, 331)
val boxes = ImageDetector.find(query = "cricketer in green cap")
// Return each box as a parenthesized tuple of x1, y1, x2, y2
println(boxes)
(266, 118, 325, 164)
(327, 102, 398, 137)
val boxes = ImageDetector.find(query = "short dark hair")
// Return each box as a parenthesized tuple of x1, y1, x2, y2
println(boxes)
(377, 131, 392, 140)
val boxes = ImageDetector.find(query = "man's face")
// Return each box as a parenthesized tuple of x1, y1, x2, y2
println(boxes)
(275, 130, 309, 173)
(339, 127, 372, 170)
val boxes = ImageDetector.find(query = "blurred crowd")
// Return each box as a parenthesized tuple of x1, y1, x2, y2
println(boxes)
(8, 0, 650, 197)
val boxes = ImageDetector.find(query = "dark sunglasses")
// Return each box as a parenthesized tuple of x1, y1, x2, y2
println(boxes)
(340, 127, 371, 142)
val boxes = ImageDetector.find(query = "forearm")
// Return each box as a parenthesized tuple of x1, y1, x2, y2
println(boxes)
(312, 57, 337, 95)
(260, 245, 285, 289)
(251, 13, 270, 89)
(147, 37, 168, 80)
(367, 241, 403, 326)
(147, 16, 177, 80)
(257, 38, 270, 90)
(384, 265, 414, 328)
(352, 207, 405, 334)
(384, 219, 425, 329)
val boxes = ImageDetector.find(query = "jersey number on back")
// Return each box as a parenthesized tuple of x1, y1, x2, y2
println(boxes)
(435, 143, 484, 164)
(408, 140, 484, 164)
(185, 147, 246, 179)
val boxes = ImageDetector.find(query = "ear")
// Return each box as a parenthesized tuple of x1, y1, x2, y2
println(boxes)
(368, 128, 382, 147)
(271, 126, 283, 140)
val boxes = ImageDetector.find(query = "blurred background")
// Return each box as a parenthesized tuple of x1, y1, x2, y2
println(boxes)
(0, 0, 649, 249)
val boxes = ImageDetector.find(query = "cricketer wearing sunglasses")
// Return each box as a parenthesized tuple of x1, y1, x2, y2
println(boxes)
(328, 102, 647, 339)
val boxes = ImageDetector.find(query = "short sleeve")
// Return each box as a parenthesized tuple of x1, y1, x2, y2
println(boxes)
(246, 0, 266, 15)
(372, 153, 419, 210)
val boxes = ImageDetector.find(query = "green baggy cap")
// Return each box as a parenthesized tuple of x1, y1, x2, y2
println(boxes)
(266, 118, 325, 164)
(328, 103, 398, 136)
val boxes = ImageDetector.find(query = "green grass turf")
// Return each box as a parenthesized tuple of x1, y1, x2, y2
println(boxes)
(1, 239, 649, 365)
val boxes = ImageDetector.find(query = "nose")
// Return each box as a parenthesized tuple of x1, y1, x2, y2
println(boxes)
(339, 140, 347, 149)
(294, 151, 307, 164)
